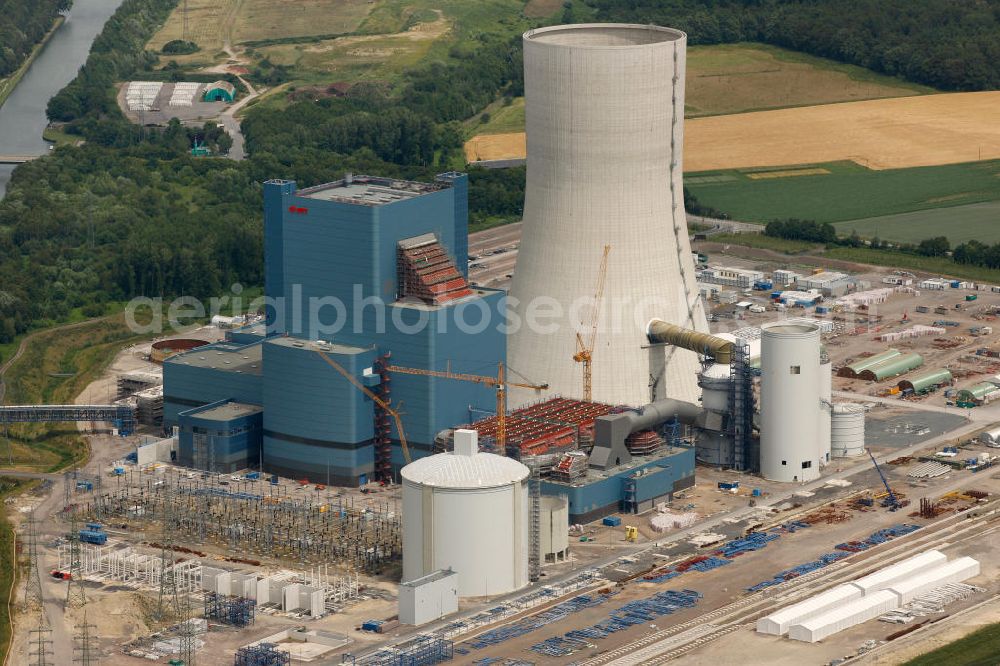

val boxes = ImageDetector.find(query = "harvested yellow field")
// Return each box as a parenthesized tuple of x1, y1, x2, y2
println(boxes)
(465, 92, 1000, 172)
(465, 132, 525, 163)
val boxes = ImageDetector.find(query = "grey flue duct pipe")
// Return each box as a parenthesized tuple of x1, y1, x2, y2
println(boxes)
(590, 397, 708, 469)
(627, 398, 703, 430)
(647, 319, 734, 365)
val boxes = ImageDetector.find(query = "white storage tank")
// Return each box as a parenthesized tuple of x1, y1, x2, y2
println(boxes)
(760, 322, 822, 482)
(402, 430, 530, 598)
(539, 495, 570, 564)
(831, 403, 866, 457)
(819, 358, 832, 464)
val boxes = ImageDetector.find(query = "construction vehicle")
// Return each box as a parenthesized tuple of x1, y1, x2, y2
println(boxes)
(624, 526, 638, 542)
(383, 362, 547, 452)
(868, 449, 900, 510)
(573, 245, 611, 402)
(316, 350, 412, 465)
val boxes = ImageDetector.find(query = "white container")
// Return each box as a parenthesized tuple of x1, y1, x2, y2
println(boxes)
(851, 550, 946, 595)
(788, 590, 898, 643)
(760, 322, 821, 482)
(402, 430, 530, 598)
(756, 584, 862, 635)
(509, 24, 709, 408)
(887, 557, 980, 604)
(831, 403, 866, 457)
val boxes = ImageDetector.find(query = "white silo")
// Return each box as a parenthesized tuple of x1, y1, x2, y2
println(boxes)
(819, 357, 832, 464)
(831, 404, 866, 457)
(401, 430, 530, 597)
(508, 24, 708, 408)
(760, 322, 821, 482)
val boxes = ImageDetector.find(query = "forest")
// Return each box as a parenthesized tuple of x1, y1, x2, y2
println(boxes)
(585, 0, 1000, 91)
(5, 0, 1000, 342)
(0, 0, 70, 80)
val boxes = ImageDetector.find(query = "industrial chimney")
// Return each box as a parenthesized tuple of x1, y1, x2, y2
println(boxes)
(508, 24, 709, 407)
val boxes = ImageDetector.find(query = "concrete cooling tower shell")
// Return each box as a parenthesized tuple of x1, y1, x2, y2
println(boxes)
(508, 24, 708, 408)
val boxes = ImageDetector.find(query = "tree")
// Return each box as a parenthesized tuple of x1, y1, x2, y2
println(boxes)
(917, 236, 950, 257)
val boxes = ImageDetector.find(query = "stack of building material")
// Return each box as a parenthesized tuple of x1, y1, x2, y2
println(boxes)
(550, 451, 588, 483)
(169, 82, 201, 107)
(648, 511, 699, 533)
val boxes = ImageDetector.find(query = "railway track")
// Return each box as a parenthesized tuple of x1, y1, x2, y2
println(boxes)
(577, 502, 999, 666)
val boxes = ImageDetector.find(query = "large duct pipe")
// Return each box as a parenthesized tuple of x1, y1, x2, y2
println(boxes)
(647, 319, 734, 365)
(591, 398, 707, 470)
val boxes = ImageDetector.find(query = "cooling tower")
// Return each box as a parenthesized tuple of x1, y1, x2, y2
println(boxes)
(508, 24, 708, 408)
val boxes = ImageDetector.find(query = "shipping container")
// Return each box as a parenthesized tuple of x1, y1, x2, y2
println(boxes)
(602, 516, 622, 527)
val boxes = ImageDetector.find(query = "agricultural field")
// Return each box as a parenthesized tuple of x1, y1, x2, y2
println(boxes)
(833, 201, 1000, 245)
(148, 0, 529, 88)
(147, 0, 376, 67)
(683, 160, 1000, 226)
(903, 622, 1000, 666)
(467, 42, 932, 142)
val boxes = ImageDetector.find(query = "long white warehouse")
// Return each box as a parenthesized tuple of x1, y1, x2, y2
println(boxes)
(788, 590, 898, 643)
(887, 557, 981, 604)
(756, 584, 862, 635)
(851, 550, 947, 595)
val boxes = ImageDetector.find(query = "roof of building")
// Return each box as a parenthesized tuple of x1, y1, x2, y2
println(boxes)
(401, 449, 530, 489)
(851, 550, 946, 593)
(958, 381, 1000, 400)
(759, 584, 861, 631)
(298, 174, 447, 206)
(844, 349, 902, 375)
(168, 341, 262, 375)
(266, 336, 370, 355)
(858, 352, 923, 381)
(790, 590, 897, 632)
(800, 271, 851, 284)
(191, 401, 262, 422)
(206, 80, 236, 94)
(899, 368, 953, 392)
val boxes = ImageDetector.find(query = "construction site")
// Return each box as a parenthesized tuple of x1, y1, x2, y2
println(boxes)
(5, 21, 1000, 666)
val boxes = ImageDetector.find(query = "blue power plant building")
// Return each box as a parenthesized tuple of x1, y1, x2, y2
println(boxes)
(164, 173, 504, 485)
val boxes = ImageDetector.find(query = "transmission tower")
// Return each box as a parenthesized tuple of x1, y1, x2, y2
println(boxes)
(22, 509, 45, 613)
(28, 627, 53, 666)
(65, 511, 87, 609)
(155, 489, 179, 621)
(177, 591, 197, 666)
(73, 610, 99, 665)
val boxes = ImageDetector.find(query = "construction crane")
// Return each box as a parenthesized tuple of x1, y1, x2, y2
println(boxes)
(574, 245, 611, 402)
(867, 449, 899, 511)
(383, 362, 547, 452)
(315, 350, 411, 465)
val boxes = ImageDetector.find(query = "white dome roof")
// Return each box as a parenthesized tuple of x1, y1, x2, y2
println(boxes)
(402, 450, 530, 489)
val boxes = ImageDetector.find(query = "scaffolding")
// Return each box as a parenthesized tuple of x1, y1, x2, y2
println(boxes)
(0, 404, 136, 435)
(528, 464, 541, 583)
(82, 471, 400, 572)
(235, 643, 290, 666)
(205, 593, 255, 627)
(729, 340, 755, 472)
(344, 636, 454, 666)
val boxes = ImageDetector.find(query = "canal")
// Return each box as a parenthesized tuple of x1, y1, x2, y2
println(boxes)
(0, 0, 124, 197)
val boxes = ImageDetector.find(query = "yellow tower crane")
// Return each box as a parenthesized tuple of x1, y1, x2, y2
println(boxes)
(573, 245, 611, 402)
(315, 350, 412, 465)
(382, 362, 547, 452)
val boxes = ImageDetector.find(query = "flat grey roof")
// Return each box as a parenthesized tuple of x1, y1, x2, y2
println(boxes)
(169, 342, 262, 375)
(194, 402, 262, 421)
(298, 175, 445, 206)
(266, 337, 369, 355)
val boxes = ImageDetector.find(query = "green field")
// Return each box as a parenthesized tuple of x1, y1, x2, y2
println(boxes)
(684, 160, 1000, 227)
(833, 201, 1000, 244)
(904, 622, 1000, 666)
(472, 42, 931, 135)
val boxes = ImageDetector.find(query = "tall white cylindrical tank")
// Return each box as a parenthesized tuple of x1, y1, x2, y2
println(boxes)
(402, 430, 530, 597)
(540, 495, 570, 563)
(508, 24, 708, 408)
(819, 358, 832, 464)
(831, 404, 866, 457)
(760, 322, 821, 482)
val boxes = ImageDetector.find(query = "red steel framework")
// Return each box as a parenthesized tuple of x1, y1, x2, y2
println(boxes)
(398, 239, 473, 304)
(467, 397, 622, 457)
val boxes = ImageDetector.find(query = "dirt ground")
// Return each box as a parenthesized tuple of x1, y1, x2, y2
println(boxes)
(465, 91, 1000, 171)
